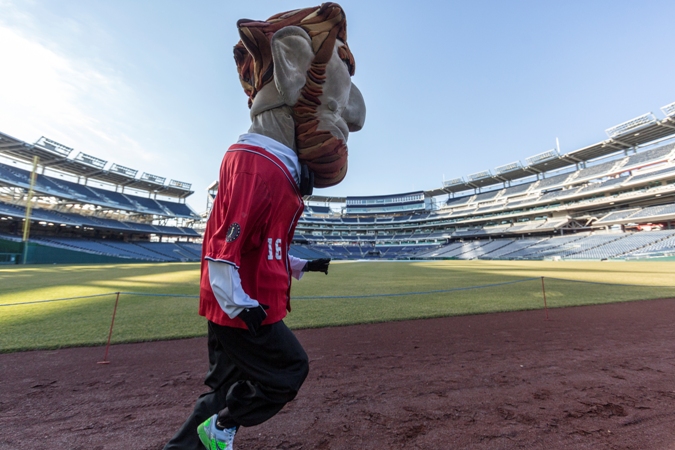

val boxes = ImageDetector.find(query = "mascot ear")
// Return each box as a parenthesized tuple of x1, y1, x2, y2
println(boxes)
(271, 26, 314, 107)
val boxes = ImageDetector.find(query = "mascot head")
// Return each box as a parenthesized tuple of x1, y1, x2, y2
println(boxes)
(234, 3, 366, 188)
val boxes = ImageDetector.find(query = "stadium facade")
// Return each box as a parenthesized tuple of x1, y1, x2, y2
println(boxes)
(2, 100, 675, 264)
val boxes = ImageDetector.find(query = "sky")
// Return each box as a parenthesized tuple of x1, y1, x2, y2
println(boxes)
(1, 0, 674, 213)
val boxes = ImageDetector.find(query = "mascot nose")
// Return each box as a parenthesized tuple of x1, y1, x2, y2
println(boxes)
(343, 83, 366, 132)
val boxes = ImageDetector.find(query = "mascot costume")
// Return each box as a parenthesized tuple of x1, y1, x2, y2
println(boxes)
(163, 3, 365, 449)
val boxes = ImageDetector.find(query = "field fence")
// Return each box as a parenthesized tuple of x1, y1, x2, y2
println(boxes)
(1, 277, 674, 356)
(2, 276, 674, 308)
(0, 291, 199, 307)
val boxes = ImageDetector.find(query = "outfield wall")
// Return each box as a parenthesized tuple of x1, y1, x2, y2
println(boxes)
(0, 238, 143, 264)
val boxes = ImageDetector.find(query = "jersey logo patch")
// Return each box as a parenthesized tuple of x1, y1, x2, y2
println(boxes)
(226, 223, 241, 242)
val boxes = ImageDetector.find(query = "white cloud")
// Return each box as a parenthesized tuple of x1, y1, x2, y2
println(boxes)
(0, 19, 153, 166)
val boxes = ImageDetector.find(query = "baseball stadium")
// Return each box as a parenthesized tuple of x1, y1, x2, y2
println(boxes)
(2, 100, 675, 448)
(3, 100, 675, 264)
(3, 0, 675, 447)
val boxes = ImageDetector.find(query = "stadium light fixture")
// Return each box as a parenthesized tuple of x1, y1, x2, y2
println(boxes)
(34, 137, 73, 157)
(468, 170, 492, 181)
(605, 112, 657, 138)
(74, 152, 107, 169)
(661, 101, 675, 118)
(141, 172, 166, 185)
(443, 177, 465, 187)
(110, 163, 138, 178)
(495, 161, 523, 175)
(525, 149, 559, 166)
(169, 179, 192, 190)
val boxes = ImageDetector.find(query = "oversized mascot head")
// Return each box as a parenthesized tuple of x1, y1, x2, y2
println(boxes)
(234, 3, 366, 188)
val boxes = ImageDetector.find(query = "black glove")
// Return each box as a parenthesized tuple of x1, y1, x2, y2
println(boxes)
(237, 304, 268, 336)
(304, 258, 331, 275)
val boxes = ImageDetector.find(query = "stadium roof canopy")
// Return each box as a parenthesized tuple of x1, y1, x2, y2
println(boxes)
(438, 103, 675, 195)
(0, 134, 71, 164)
(0, 131, 193, 199)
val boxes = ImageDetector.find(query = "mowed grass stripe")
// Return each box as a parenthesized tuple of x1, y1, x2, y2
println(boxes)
(1, 261, 673, 352)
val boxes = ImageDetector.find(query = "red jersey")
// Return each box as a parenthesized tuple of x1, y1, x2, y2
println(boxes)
(199, 143, 304, 328)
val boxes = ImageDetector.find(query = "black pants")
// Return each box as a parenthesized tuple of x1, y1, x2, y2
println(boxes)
(163, 320, 309, 450)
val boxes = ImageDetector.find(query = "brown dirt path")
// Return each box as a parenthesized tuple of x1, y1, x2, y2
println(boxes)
(2, 299, 675, 449)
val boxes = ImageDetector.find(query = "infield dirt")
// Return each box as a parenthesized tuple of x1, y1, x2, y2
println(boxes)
(2, 298, 675, 449)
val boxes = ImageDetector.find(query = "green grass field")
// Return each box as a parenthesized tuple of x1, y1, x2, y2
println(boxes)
(1, 260, 674, 352)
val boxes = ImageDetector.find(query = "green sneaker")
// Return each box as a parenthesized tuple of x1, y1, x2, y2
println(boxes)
(197, 414, 237, 449)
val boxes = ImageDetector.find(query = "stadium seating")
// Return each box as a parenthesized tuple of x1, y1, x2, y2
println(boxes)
(554, 233, 632, 258)
(490, 234, 584, 259)
(575, 176, 626, 195)
(534, 172, 573, 190)
(481, 238, 544, 259)
(597, 209, 640, 223)
(537, 187, 581, 203)
(560, 231, 675, 259)
(570, 159, 622, 183)
(0, 201, 197, 237)
(631, 231, 675, 256)
(34, 174, 75, 197)
(176, 242, 202, 258)
(473, 190, 501, 203)
(132, 242, 196, 261)
(622, 143, 674, 169)
(292, 140, 675, 261)
(304, 205, 332, 215)
(446, 195, 473, 207)
(88, 188, 138, 210)
(0, 161, 196, 217)
(289, 245, 331, 259)
(26, 236, 207, 262)
(4, 114, 675, 264)
(625, 165, 675, 185)
(0, 163, 31, 185)
(414, 229, 675, 261)
(154, 201, 194, 218)
(501, 182, 534, 197)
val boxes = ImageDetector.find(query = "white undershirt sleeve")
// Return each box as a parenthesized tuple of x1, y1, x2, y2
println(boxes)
(208, 260, 259, 319)
(288, 254, 308, 280)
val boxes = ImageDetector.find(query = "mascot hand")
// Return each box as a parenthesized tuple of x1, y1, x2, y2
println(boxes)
(238, 304, 269, 336)
(305, 258, 331, 275)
